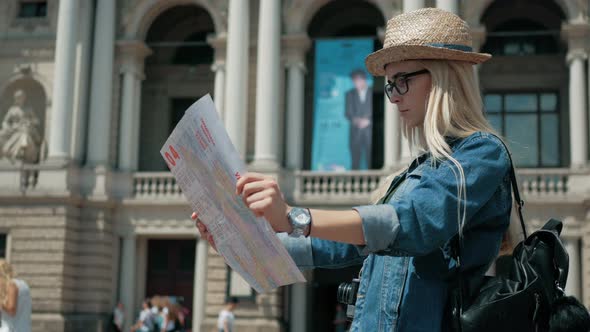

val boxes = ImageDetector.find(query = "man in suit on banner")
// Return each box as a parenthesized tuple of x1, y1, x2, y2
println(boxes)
(345, 69, 373, 170)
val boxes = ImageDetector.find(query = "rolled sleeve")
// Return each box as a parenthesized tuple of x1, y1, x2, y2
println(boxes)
(353, 204, 401, 255)
(277, 233, 314, 269)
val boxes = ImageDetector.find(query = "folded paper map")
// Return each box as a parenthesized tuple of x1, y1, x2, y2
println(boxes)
(160, 94, 305, 292)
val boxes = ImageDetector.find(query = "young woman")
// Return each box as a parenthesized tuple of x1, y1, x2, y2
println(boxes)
(195, 8, 512, 332)
(0, 260, 32, 332)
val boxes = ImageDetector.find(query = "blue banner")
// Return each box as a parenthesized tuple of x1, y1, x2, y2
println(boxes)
(311, 39, 374, 171)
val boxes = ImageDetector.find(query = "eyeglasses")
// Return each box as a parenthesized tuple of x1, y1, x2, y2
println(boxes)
(385, 69, 429, 100)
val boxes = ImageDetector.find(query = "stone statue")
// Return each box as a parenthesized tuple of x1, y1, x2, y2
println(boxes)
(0, 90, 42, 163)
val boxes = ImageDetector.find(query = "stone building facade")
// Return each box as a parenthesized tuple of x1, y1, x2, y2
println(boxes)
(0, 0, 589, 331)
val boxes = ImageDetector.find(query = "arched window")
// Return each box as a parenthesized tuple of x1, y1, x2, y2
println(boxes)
(484, 92, 561, 167)
(173, 31, 214, 65)
(480, 0, 566, 167)
(139, 5, 215, 171)
(18, 0, 47, 18)
(482, 19, 560, 56)
(145, 5, 214, 66)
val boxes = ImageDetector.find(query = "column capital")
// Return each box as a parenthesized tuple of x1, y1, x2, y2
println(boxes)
(117, 40, 152, 78)
(207, 32, 227, 63)
(117, 40, 152, 59)
(123, 228, 136, 240)
(377, 26, 385, 43)
(469, 25, 487, 52)
(282, 33, 311, 51)
(211, 62, 225, 72)
(282, 33, 311, 69)
(566, 49, 588, 64)
(561, 23, 590, 52)
(285, 60, 306, 74)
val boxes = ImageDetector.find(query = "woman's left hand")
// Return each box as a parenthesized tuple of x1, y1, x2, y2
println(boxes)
(236, 172, 292, 233)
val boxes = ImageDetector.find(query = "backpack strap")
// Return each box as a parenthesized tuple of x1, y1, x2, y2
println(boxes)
(454, 135, 527, 267)
(507, 158, 527, 239)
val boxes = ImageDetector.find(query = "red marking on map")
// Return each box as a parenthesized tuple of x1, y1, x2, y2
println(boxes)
(195, 130, 208, 150)
(200, 118, 216, 146)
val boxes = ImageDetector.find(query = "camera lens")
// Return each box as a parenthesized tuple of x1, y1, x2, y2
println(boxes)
(337, 278, 360, 321)
(337, 282, 351, 304)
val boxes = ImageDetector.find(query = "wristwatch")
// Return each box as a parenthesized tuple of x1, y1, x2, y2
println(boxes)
(287, 207, 311, 238)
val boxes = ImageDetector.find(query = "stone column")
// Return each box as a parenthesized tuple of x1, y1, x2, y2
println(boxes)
(224, 0, 250, 158)
(130, 74, 143, 170)
(71, 0, 93, 162)
(470, 25, 487, 82)
(119, 61, 138, 171)
(252, 0, 281, 170)
(110, 236, 121, 307)
(212, 63, 226, 120)
(284, 34, 311, 170)
(564, 238, 582, 299)
(379, 30, 399, 170)
(583, 228, 590, 307)
(396, 0, 426, 162)
(192, 239, 208, 332)
(135, 237, 148, 311)
(117, 41, 152, 171)
(383, 95, 399, 169)
(436, 0, 458, 14)
(48, 0, 78, 160)
(86, 0, 115, 167)
(564, 23, 590, 169)
(208, 34, 227, 121)
(403, 0, 424, 12)
(119, 233, 136, 332)
(289, 283, 308, 332)
(567, 50, 588, 169)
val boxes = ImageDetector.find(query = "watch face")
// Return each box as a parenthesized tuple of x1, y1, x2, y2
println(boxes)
(295, 213, 307, 224)
(288, 208, 310, 237)
(290, 208, 310, 227)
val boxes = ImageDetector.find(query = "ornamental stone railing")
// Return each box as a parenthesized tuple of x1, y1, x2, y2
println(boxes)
(126, 168, 582, 204)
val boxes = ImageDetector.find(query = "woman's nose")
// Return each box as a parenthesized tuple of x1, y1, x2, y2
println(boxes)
(390, 94, 402, 104)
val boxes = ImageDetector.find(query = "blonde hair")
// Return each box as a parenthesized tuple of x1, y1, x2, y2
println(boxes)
(0, 260, 14, 304)
(378, 60, 498, 238)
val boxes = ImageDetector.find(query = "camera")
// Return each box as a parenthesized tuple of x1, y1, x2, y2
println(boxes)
(337, 278, 360, 320)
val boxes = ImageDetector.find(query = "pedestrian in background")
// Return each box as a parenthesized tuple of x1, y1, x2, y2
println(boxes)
(217, 297, 238, 332)
(0, 260, 32, 332)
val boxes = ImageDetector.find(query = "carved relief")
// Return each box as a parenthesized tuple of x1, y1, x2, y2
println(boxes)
(0, 90, 43, 163)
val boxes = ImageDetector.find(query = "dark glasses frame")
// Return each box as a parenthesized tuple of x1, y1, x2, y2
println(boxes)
(385, 69, 429, 100)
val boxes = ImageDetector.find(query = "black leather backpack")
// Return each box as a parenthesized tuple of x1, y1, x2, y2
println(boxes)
(448, 143, 590, 332)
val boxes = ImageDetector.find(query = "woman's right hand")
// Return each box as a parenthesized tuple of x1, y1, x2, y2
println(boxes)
(192, 212, 217, 252)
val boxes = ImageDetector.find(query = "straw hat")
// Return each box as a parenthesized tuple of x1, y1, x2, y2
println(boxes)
(365, 8, 491, 76)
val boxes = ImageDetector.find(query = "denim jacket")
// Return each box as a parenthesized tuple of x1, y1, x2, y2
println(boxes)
(280, 132, 512, 332)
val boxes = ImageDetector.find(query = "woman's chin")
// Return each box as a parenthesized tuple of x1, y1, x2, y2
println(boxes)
(402, 120, 419, 129)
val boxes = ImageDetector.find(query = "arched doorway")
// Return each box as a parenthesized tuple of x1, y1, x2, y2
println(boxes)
(145, 239, 196, 329)
(138, 5, 215, 171)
